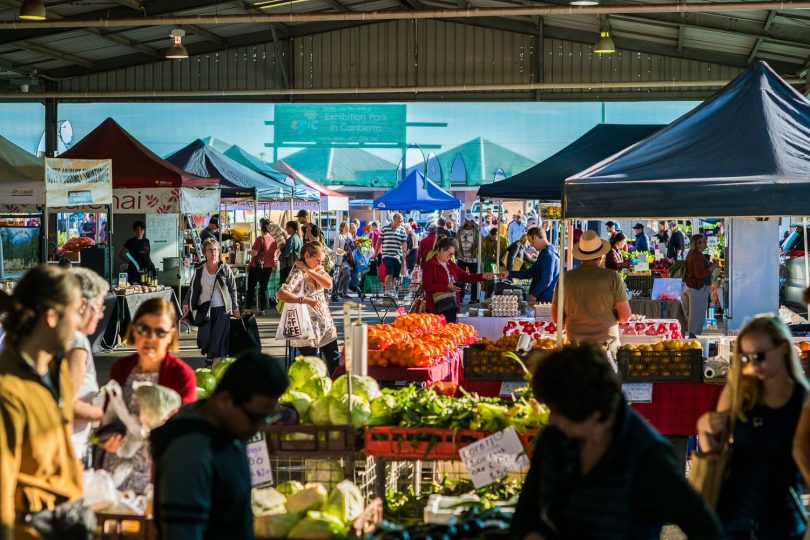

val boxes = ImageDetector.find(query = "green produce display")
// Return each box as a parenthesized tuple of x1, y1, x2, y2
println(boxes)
(371, 506, 513, 540)
(194, 357, 236, 399)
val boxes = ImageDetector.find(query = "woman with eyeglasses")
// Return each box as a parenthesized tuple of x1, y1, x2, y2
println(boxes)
(697, 316, 809, 539)
(182, 238, 240, 367)
(276, 240, 340, 373)
(102, 298, 196, 494)
(66, 268, 110, 464)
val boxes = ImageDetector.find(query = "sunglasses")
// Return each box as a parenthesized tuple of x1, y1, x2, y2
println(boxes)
(133, 323, 173, 339)
(239, 403, 281, 427)
(740, 344, 781, 364)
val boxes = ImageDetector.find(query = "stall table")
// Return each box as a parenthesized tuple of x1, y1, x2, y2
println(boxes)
(629, 382, 723, 436)
(115, 289, 181, 342)
(629, 298, 687, 331)
(336, 350, 462, 387)
(457, 316, 536, 341)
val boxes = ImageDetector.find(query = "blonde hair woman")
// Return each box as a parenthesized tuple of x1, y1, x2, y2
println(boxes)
(697, 316, 809, 539)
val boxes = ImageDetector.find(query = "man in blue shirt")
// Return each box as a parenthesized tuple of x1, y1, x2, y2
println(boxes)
(632, 223, 650, 253)
(507, 227, 560, 302)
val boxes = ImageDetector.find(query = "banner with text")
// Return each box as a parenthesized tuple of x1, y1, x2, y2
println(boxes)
(45, 158, 112, 207)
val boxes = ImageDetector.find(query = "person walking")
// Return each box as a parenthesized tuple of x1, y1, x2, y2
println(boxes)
(377, 213, 408, 288)
(102, 298, 196, 495)
(276, 241, 340, 373)
(335, 228, 356, 299)
(683, 234, 719, 338)
(404, 224, 419, 275)
(552, 230, 631, 358)
(66, 268, 109, 463)
(0, 266, 91, 540)
(507, 227, 560, 303)
(456, 218, 481, 303)
(667, 221, 686, 260)
(422, 237, 498, 323)
(183, 238, 240, 365)
(245, 218, 277, 315)
(698, 316, 808, 540)
(633, 223, 650, 253)
(279, 221, 303, 289)
(513, 345, 723, 539)
(152, 352, 288, 540)
(507, 214, 527, 245)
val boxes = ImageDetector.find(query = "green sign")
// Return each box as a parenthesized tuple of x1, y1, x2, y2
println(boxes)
(274, 104, 406, 146)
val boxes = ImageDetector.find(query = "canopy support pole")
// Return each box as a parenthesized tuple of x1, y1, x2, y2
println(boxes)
(802, 216, 810, 317)
(556, 195, 567, 347)
(477, 197, 484, 304)
(496, 202, 503, 279)
(566, 220, 574, 271)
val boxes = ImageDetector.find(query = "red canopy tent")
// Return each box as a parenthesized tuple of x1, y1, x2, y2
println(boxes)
(273, 160, 348, 211)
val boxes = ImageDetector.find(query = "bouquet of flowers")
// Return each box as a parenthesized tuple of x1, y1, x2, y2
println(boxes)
(355, 236, 371, 251)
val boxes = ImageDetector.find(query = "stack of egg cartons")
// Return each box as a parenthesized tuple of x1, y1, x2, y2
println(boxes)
(490, 293, 519, 317)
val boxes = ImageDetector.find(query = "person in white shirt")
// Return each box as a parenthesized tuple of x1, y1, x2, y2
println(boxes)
(66, 267, 110, 462)
(507, 214, 527, 245)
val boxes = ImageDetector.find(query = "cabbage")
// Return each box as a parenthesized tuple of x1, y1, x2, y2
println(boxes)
(254, 512, 301, 538)
(287, 511, 348, 539)
(133, 383, 181, 430)
(251, 487, 287, 516)
(276, 480, 304, 499)
(212, 357, 236, 380)
(309, 397, 333, 425)
(367, 394, 397, 426)
(194, 368, 217, 395)
(322, 480, 364, 523)
(304, 460, 345, 485)
(329, 395, 371, 426)
(288, 356, 328, 388)
(285, 483, 327, 513)
(330, 375, 381, 402)
(280, 391, 312, 417)
(299, 377, 332, 400)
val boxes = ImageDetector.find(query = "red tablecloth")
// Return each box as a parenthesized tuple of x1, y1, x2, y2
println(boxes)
(630, 382, 723, 435)
(335, 350, 462, 386)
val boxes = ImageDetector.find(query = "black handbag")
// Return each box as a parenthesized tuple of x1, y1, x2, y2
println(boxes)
(229, 313, 262, 356)
(192, 300, 211, 327)
(432, 291, 459, 315)
(24, 499, 95, 540)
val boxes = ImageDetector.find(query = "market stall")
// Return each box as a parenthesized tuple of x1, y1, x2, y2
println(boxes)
(373, 169, 461, 212)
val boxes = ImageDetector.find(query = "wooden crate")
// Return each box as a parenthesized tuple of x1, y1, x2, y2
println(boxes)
(617, 348, 703, 382)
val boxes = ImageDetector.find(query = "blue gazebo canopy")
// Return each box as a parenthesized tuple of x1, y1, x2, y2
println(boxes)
(374, 170, 461, 211)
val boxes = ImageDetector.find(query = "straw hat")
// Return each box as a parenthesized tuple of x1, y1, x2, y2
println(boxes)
(572, 230, 611, 261)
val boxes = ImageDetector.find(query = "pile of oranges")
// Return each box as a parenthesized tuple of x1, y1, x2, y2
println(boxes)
(363, 319, 478, 368)
(477, 335, 564, 352)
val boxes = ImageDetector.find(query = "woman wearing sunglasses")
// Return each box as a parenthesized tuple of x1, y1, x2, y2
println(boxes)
(697, 316, 809, 539)
(101, 298, 196, 494)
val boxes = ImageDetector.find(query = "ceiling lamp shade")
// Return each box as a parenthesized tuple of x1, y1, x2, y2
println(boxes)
(165, 29, 188, 59)
(594, 30, 616, 54)
(19, 0, 46, 20)
(570, 0, 599, 5)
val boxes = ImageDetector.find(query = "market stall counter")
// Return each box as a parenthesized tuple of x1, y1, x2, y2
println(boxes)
(629, 298, 688, 331)
(334, 350, 462, 387)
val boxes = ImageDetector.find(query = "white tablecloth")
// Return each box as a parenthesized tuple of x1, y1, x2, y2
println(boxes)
(460, 316, 683, 341)
(457, 316, 537, 340)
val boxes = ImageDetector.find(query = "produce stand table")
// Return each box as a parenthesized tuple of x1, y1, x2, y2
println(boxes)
(500, 318, 683, 341)
(629, 298, 687, 331)
(335, 350, 462, 386)
(457, 316, 535, 340)
(629, 382, 723, 436)
(116, 289, 180, 338)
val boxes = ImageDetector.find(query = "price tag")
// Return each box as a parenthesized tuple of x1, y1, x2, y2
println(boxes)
(499, 381, 524, 397)
(118, 272, 128, 288)
(246, 433, 273, 487)
(459, 427, 530, 488)
(622, 383, 653, 403)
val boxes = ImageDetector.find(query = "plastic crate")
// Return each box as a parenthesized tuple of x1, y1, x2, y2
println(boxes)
(267, 453, 378, 501)
(617, 348, 703, 382)
(365, 427, 536, 460)
(264, 425, 363, 454)
(463, 346, 550, 380)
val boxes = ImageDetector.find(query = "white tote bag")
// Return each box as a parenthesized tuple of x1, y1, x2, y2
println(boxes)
(275, 277, 316, 341)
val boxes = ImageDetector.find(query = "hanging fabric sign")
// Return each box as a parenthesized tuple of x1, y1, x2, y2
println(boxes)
(45, 158, 112, 207)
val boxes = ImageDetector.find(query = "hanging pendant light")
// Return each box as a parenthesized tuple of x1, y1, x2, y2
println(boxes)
(19, 0, 46, 20)
(165, 29, 188, 59)
(594, 18, 616, 54)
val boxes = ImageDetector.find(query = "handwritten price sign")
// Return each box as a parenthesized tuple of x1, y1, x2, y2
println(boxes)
(246, 433, 273, 487)
(458, 427, 530, 488)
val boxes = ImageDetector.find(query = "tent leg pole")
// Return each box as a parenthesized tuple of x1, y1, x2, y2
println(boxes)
(804, 217, 809, 317)
(477, 197, 484, 304)
(496, 202, 502, 279)
(566, 220, 574, 271)
(556, 223, 566, 347)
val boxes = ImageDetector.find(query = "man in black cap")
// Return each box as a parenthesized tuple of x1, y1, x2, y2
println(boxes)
(199, 215, 219, 245)
(632, 223, 650, 253)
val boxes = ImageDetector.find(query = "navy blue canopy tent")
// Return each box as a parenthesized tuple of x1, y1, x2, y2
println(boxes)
(167, 139, 315, 201)
(565, 62, 810, 218)
(374, 170, 461, 211)
(477, 124, 664, 201)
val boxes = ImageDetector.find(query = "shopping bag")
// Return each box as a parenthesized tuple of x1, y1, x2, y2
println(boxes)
(274, 280, 315, 340)
(354, 249, 369, 273)
(687, 447, 732, 508)
(229, 313, 262, 356)
(97, 381, 145, 459)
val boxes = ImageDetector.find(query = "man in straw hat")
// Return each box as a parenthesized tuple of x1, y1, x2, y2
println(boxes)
(552, 230, 632, 358)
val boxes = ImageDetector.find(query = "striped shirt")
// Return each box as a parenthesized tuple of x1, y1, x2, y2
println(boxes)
(380, 224, 407, 260)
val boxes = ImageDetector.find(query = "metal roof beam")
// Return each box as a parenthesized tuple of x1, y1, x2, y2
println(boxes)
(676, 24, 685, 53)
(181, 25, 228, 47)
(16, 42, 95, 68)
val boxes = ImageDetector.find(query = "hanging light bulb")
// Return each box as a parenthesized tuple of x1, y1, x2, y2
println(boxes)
(165, 29, 189, 59)
(19, 0, 46, 20)
(594, 18, 616, 54)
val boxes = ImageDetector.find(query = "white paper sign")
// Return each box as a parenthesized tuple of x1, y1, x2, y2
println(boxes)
(499, 381, 524, 397)
(622, 383, 653, 403)
(246, 433, 273, 487)
(459, 427, 530, 488)
(635, 262, 650, 272)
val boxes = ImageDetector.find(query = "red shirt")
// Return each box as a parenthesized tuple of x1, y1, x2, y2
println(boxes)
(250, 235, 277, 269)
(109, 352, 197, 404)
(417, 233, 437, 266)
(421, 256, 484, 313)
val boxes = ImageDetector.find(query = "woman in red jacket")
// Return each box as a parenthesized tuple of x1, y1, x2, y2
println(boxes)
(102, 298, 196, 494)
(605, 232, 633, 271)
(422, 236, 500, 323)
